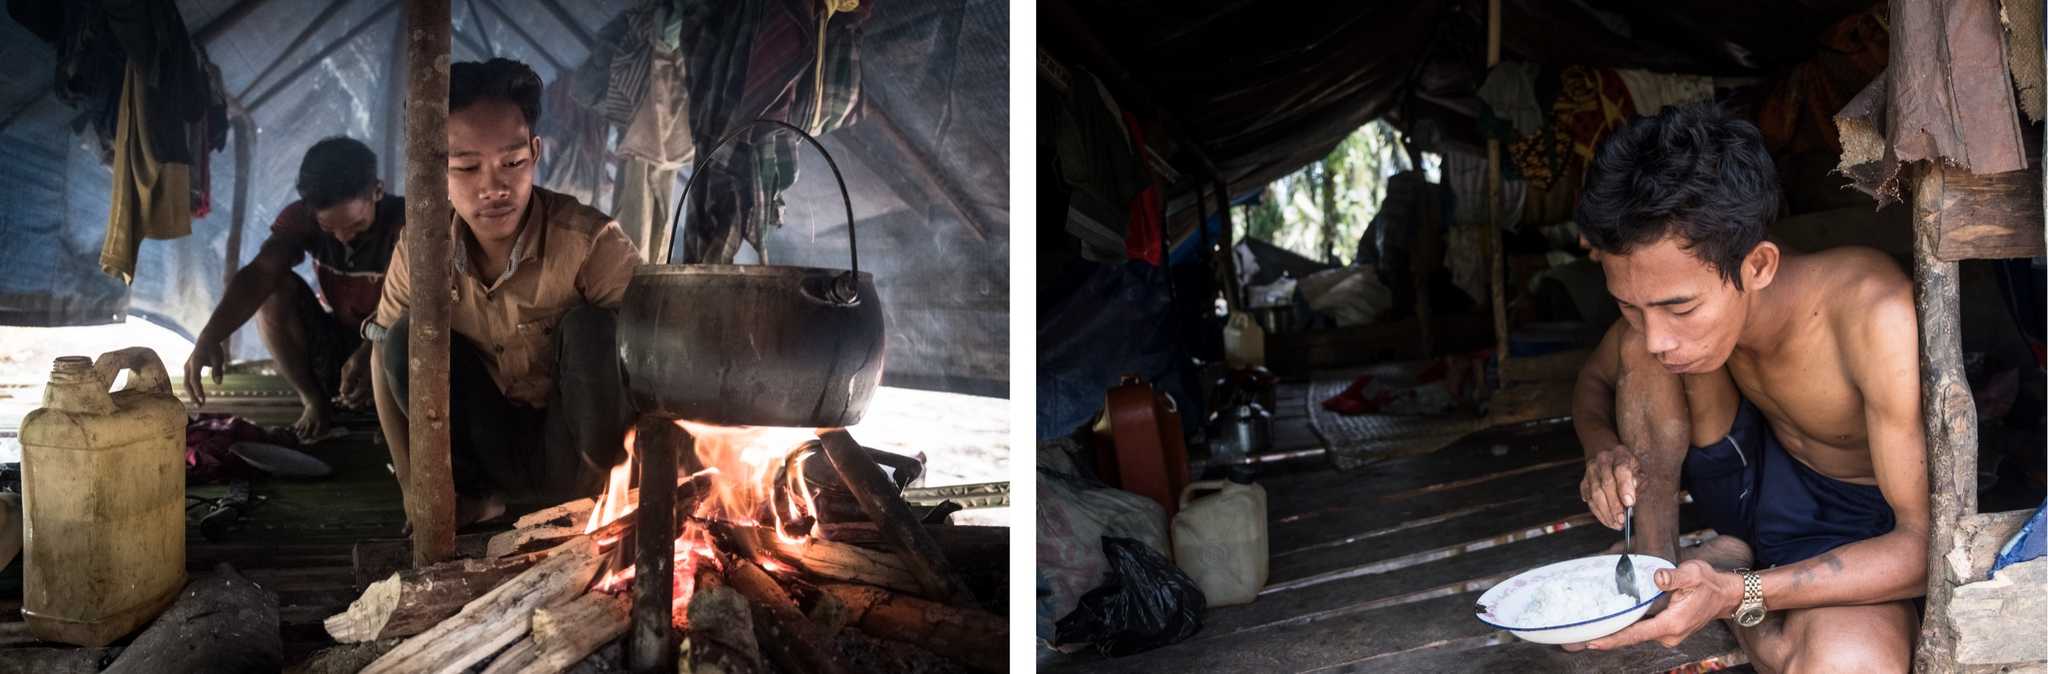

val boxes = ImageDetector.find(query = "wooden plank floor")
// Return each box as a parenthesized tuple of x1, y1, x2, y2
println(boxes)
(1051, 379, 1745, 674)
(0, 373, 409, 664)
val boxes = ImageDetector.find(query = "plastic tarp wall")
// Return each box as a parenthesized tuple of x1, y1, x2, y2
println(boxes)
(0, 0, 1008, 398)
(0, 0, 625, 351)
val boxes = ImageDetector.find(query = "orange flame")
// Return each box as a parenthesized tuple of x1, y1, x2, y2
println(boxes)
(585, 421, 826, 613)
(584, 429, 640, 534)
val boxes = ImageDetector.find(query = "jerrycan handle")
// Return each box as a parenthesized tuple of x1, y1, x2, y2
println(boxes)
(92, 347, 172, 396)
(1180, 480, 1231, 509)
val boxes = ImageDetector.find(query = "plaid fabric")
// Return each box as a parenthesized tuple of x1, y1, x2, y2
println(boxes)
(680, 0, 867, 264)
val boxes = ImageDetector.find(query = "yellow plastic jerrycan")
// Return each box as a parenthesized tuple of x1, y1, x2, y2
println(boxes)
(19, 348, 187, 646)
(1171, 474, 1269, 606)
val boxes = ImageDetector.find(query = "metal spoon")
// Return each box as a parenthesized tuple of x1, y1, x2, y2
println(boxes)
(1615, 505, 1640, 601)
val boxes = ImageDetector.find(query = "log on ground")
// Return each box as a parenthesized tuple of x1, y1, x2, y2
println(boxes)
(727, 556, 851, 674)
(820, 583, 1007, 672)
(817, 430, 976, 606)
(683, 566, 764, 674)
(362, 538, 603, 674)
(327, 554, 542, 642)
(528, 591, 631, 673)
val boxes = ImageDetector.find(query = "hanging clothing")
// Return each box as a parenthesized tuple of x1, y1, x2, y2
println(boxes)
(101, 61, 192, 284)
(1613, 69, 1715, 117)
(1122, 112, 1163, 265)
(610, 158, 680, 261)
(537, 72, 615, 211)
(611, 43, 693, 261)
(1475, 62, 1543, 137)
(1440, 150, 1525, 232)
(678, 0, 868, 264)
(1054, 73, 1142, 263)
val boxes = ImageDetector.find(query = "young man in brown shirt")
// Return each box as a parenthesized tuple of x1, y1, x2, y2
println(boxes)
(184, 137, 402, 441)
(367, 59, 643, 522)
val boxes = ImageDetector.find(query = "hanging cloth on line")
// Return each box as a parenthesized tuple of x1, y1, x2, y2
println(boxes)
(101, 61, 192, 285)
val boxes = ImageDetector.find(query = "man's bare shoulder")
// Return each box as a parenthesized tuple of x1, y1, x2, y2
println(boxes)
(1805, 246, 1916, 369)
(1803, 246, 1912, 312)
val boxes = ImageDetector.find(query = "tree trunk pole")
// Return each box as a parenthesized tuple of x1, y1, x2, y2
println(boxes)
(630, 417, 681, 673)
(401, 0, 456, 568)
(1485, 0, 1509, 384)
(1214, 177, 1242, 313)
(223, 114, 254, 357)
(1909, 164, 1977, 674)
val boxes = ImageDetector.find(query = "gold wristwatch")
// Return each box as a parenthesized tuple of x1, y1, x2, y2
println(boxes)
(1731, 568, 1766, 627)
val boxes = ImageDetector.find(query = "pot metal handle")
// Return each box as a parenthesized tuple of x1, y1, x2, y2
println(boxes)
(664, 118, 861, 302)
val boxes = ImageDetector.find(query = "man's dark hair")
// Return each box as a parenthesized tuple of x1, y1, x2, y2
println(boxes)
(1575, 102, 1779, 290)
(296, 136, 378, 209)
(449, 58, 543, 131)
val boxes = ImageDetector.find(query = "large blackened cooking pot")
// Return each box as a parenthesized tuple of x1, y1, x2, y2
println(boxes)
(617, 120, 885, 427)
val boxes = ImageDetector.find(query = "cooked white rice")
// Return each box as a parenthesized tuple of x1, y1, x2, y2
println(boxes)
(1514, 575, 1637, 626)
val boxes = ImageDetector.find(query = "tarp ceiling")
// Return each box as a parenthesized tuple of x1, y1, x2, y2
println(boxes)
(0, 0, 1008, 397)
(1044, 0, 1879, 209)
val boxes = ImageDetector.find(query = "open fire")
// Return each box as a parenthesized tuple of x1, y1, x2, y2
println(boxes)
(335, 422, 1006, 674)
(583, 421, 829, 620)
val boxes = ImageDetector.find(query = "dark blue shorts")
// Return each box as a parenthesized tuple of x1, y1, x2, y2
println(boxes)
(1681, 400, 1897, 567)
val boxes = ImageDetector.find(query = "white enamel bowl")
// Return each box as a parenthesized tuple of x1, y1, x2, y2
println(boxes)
(1472, 554, 1674, 644)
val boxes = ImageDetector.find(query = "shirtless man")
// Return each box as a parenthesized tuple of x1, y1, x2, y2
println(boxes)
(1568, 103, 1928, 672)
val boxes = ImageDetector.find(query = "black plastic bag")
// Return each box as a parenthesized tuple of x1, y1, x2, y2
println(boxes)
(1053, 536, 1208, 656)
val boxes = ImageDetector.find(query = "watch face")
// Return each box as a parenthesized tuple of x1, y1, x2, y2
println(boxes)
(1737, 606, 1766, 627)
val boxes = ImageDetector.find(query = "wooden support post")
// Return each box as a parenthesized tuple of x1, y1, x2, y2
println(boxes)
(222, 115, 254, 357)
(726, 557, 851, 674)
(1909, 164, 1981, 674)
(818, 430, 977, 606)
(630, 417, 681, 673)
(382, 17, 406, 191)
(1214, 177, 1243, 313)
(401, 0, 456, 568)
(1485, 0, 1510, 383)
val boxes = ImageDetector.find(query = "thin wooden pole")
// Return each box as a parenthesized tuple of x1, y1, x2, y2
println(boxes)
(1485, 0, 1509, 383)
(630, 417, 680, 673)
(402, 0, 456, 568)
(223, 115, 255, 357)
(1909, 164, 1978, 674)
(382, 15, 406, 190)
(1215, 177, 1242, 313)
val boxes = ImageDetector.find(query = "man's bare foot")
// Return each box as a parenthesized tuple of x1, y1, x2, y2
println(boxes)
(293, 403, 335, 442)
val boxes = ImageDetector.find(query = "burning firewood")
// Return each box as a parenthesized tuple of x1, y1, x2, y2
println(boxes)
(818, 584, 1008, 673)
(818, 523, 1009, 563)
(817, 430, 977, 606)
(488, 525, 586, 558)
(326, 553, 545, 642)
(726, 556, 852, 674)
(523, 591, 631, 674)
(682, 565, 765, 674)
(477, 590, 633, 674)
(362, 538, 603, 674)
(478, 638, 540, 674)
